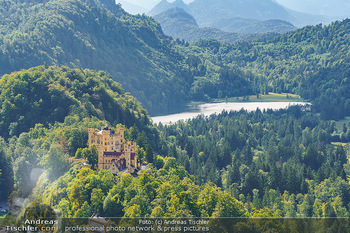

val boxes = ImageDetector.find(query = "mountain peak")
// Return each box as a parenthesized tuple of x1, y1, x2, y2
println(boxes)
(148, 0, 189, 16)
(155, 7, 198, 27)
(149, 0, 330, 28)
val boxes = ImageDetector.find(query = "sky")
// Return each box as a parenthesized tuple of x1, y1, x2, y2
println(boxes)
(275, 0, 350, 16)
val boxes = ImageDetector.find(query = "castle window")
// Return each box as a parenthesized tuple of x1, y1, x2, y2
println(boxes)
(97, 140, 100, 144)
(105, 143, 107, 145)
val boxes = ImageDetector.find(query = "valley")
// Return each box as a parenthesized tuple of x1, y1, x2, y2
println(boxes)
(0, 0, 350, 231)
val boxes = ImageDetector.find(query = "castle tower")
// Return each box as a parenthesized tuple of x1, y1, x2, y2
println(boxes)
(118, 127, 125, 139)
(88, 127, 104, 170)
(88, 126, 138, 173)
(133, 141, 137, 167)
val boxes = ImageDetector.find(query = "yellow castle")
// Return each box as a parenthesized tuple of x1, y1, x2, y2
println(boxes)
(88, 126, 138, 174)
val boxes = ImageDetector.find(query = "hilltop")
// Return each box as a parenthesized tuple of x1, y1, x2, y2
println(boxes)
(0, 65, 161, 201)
(0, 66, 156, 140)
(0, 0, 191, 115)
(0, 66, 248, 221)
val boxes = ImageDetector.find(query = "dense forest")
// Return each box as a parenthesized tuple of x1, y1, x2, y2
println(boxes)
(155, 108, 350, 217)
(178, 19, 350, 120)
(0, 66, 156, 140)
(1, 0, 350, 230)
(0, 66, 160, 201)
(0, 0, 190, 114)
(0, 66, 249, 223)
(2, 0, 350, 120)
(0, 0, 260, 115)
(30, 160, 246, 218)
(1, 66, 349, 223)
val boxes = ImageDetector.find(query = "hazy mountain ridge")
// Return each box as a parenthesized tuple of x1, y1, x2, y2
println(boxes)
(154, 7, 295, 42)
(211, 17, 296, 34)
(120, 0, 350, 20)
(148, 0, 189, 16)
(149, 0, 331, 32)
(153, 8, 281, 43)
(188, 0, 292, 25)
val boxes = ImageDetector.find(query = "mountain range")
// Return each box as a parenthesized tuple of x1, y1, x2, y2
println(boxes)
(154, 7, 295, 41)
(118, 0, 350, 20)
(149, 0, 331, 30)
(2, 0, 350, 120)
(115, 0, 339, 46)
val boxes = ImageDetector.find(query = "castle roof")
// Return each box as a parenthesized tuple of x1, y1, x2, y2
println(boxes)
(97, 127, 116, 135)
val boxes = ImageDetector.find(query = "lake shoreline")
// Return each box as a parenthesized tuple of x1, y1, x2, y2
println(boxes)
(152, 101, 309, 125)
(151, 92, 306, 118)
(189, 92, 305, 106)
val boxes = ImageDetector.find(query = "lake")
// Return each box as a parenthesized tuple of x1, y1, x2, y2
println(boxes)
(151, 102, 308, 124)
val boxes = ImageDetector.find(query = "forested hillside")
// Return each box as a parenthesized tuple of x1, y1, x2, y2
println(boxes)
(29, 160, 246, 218)
(0, 66, 248, 221)
(1, 0, 350, 225)
(179, 19, 350, 119)
(156, 108, 350, 217)
(0, 66, 161, 201)
(0, 66, 154, 140)
(2, 0, 350, 120)
(0, 0, 263, 115)
(0, 0, 192, 114)
(2, 68, 350, 222)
